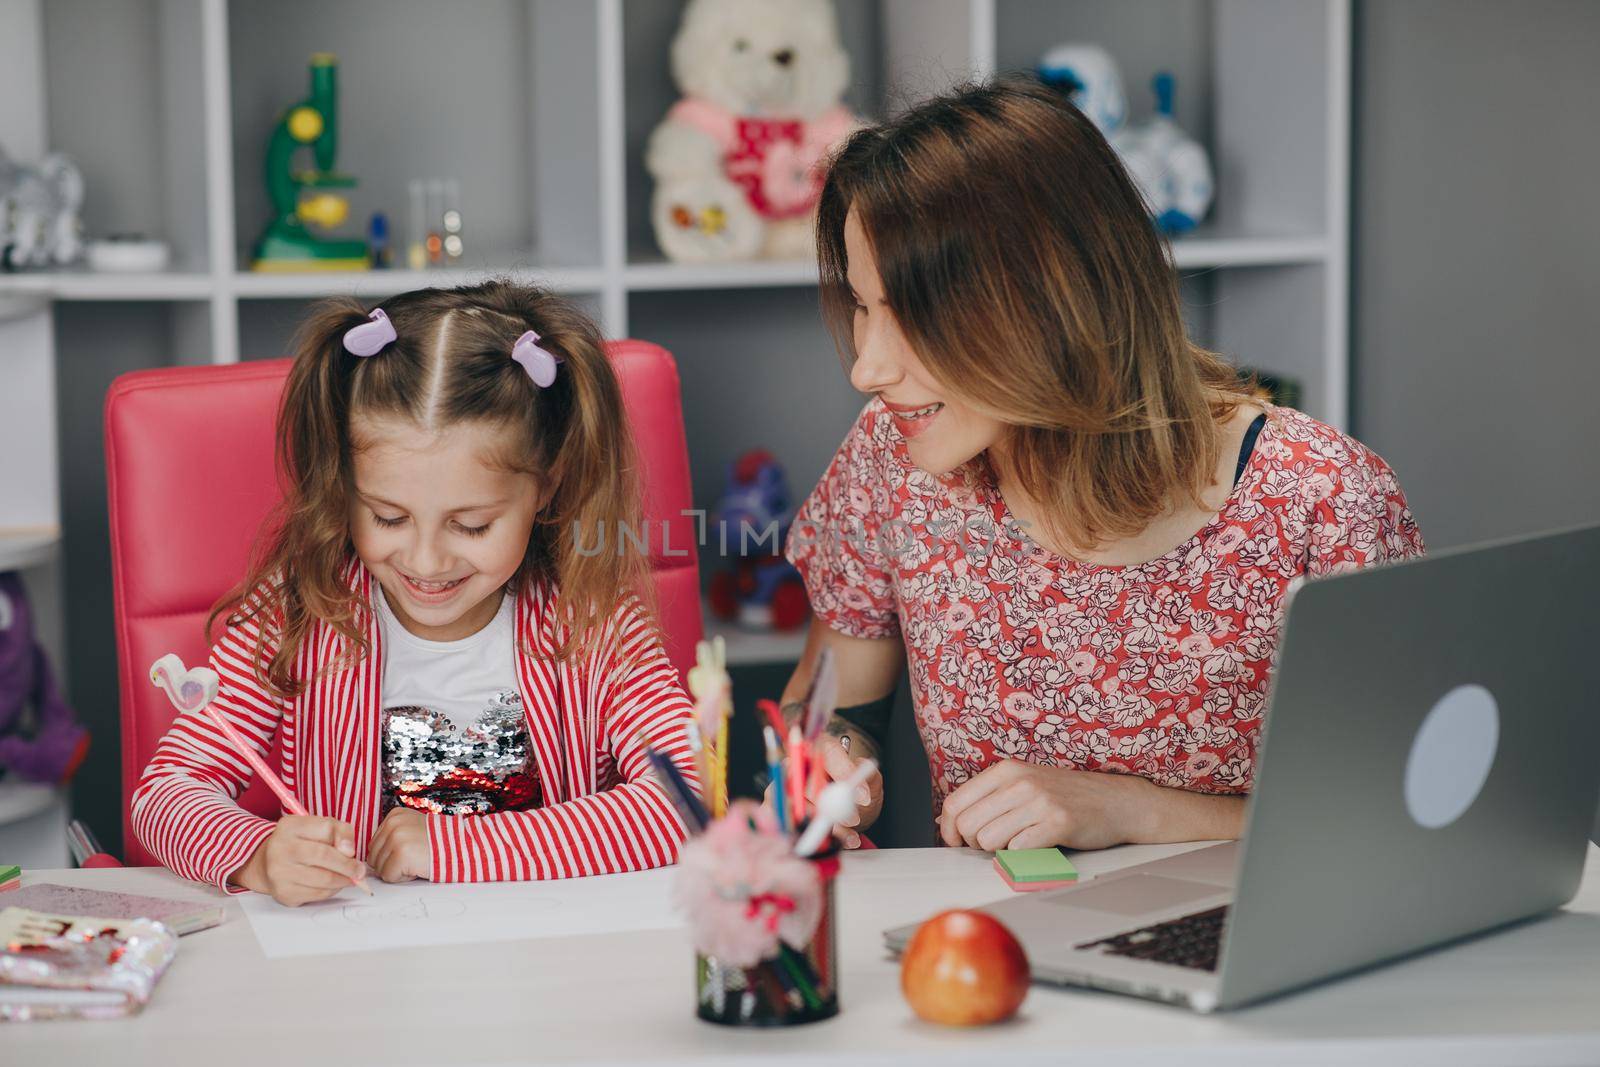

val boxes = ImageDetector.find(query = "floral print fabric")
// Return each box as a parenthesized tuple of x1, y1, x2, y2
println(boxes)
(786, 401, 1424, 816)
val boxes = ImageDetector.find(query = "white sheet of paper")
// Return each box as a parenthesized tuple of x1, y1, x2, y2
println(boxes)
(237, 867, 682, 958)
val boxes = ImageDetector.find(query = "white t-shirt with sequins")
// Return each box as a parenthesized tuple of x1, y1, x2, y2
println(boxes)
(373, 585, 519, 727)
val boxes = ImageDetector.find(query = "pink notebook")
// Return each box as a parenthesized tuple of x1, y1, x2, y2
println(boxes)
(3, 884, 225, 936)
(0, 907, 179, 1021)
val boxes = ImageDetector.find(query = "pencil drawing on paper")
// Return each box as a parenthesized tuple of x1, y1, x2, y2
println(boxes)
(311, 896, 469, 926)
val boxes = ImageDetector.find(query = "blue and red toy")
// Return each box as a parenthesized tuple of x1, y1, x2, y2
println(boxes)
(707, 450, 810, 632)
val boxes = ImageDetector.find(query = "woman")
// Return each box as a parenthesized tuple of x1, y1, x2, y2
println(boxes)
(782, 80, 1423, 852)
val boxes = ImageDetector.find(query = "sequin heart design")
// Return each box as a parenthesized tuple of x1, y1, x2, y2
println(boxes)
(149, 653, 220, 714)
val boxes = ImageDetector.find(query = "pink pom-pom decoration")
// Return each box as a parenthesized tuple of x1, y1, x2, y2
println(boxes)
(674, 800, 824, 968)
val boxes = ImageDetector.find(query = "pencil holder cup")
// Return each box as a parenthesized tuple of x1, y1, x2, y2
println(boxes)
(675, 799, 841, 1027)
(694, 873, 837, 1027)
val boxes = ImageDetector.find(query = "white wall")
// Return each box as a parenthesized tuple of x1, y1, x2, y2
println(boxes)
(1350, 0, 1600, 839)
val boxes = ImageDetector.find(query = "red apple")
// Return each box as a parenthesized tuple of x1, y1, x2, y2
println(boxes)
(900, 909, 1030, 1026)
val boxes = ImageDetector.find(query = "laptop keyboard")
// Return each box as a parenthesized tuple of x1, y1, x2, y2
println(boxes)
(1075, 905, 1229, 972)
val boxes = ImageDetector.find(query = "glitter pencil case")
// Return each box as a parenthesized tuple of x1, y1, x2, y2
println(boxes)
(0, 907, 179, 1022)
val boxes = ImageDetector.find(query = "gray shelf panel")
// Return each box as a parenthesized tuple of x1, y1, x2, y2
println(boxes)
(227, 0, 603, 272)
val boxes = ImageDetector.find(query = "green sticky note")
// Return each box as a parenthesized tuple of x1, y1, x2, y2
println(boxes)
(996, 848, 1078, 883)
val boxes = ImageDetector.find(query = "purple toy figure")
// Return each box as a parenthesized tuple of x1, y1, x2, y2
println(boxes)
(0, 572, 89, 784)
(708, 449, 810, 632)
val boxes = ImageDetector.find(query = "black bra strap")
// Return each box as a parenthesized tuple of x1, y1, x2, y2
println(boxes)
(1233, 412, 1268, 488)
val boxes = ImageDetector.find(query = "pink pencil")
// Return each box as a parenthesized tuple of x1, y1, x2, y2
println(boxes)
(199, 706, 306, 817)
(150, 654, 371, 895)
(788, 724, 808, 821)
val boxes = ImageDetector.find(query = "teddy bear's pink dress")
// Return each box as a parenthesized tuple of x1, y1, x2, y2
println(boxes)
(668, 98, 855, 220)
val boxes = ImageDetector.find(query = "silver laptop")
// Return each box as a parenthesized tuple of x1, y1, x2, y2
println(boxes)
(885, 522, 1600, 1011)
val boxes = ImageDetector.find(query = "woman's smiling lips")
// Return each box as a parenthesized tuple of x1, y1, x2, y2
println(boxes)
(880, 397, 945, 440)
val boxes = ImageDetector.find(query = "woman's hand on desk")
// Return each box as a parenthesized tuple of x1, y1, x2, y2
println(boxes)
(367, 807, 431, 883)
(939, 762, 1157, 851)
(230, 815, 369, 907)
(939, 760, 1248, 851)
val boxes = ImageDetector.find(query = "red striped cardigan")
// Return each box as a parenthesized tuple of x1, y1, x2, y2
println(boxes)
(131, 564, 699, 892)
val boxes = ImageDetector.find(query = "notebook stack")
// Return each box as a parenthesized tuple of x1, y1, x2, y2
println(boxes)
(0, 883, 225, 936)
(0, 880, 224, 1021)
(0, 907, 179, 1021)
(993, 848, 1080, 892)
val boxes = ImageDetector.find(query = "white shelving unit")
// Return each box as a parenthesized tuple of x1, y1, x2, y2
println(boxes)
(2, 0, 1349, 683)
(706, 618, 810, 670)
(0, 527, 60, 572)
(0, 780, 70, 870)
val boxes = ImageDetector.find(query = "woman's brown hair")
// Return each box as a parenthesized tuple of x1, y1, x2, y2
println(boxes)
(817, 78, 1252, 551)
(213, 280, 650, 699)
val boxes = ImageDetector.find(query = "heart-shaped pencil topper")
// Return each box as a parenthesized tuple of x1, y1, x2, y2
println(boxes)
(149, 653, 220, 714)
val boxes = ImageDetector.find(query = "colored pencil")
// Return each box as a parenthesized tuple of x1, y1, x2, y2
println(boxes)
(787, 723, 808, 822)
(685, 718, 708, 804)
(763, 725, 788, 832)
(646, 746, 710, 833)
(802, 647, 838, 742)
(756, 698, 787, 739)
(714, 714, 730, 818)
(202, 705, 303, 817)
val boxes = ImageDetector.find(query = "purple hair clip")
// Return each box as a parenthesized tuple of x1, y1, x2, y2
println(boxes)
(511, 330, 564, 389)
(343, 308, 397, 357)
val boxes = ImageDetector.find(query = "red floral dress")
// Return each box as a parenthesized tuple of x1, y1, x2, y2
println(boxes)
(786, 401, 1425, 818)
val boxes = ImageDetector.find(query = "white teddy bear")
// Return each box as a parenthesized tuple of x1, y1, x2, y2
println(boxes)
(646, 0, 859, 262)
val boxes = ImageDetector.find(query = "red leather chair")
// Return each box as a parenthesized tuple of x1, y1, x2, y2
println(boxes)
(105, 342, 700, 866)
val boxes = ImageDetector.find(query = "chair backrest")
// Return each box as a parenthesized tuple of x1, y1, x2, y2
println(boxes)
(105, 341, 700, 865)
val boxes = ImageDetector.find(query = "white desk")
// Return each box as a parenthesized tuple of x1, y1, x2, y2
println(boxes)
(8, 843, 1600, 1066)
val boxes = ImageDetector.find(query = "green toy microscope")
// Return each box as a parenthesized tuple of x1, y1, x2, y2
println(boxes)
(251, 53, 368, 272)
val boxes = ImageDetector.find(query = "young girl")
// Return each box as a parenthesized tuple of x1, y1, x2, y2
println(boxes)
(132, 282, 698, 905)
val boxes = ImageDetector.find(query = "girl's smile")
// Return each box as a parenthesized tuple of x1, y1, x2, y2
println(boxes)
(395, 570, 471, 604)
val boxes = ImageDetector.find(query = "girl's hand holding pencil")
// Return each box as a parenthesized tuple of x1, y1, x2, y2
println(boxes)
(228, 815, 372, 907)
(150, 652, 373, 903)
